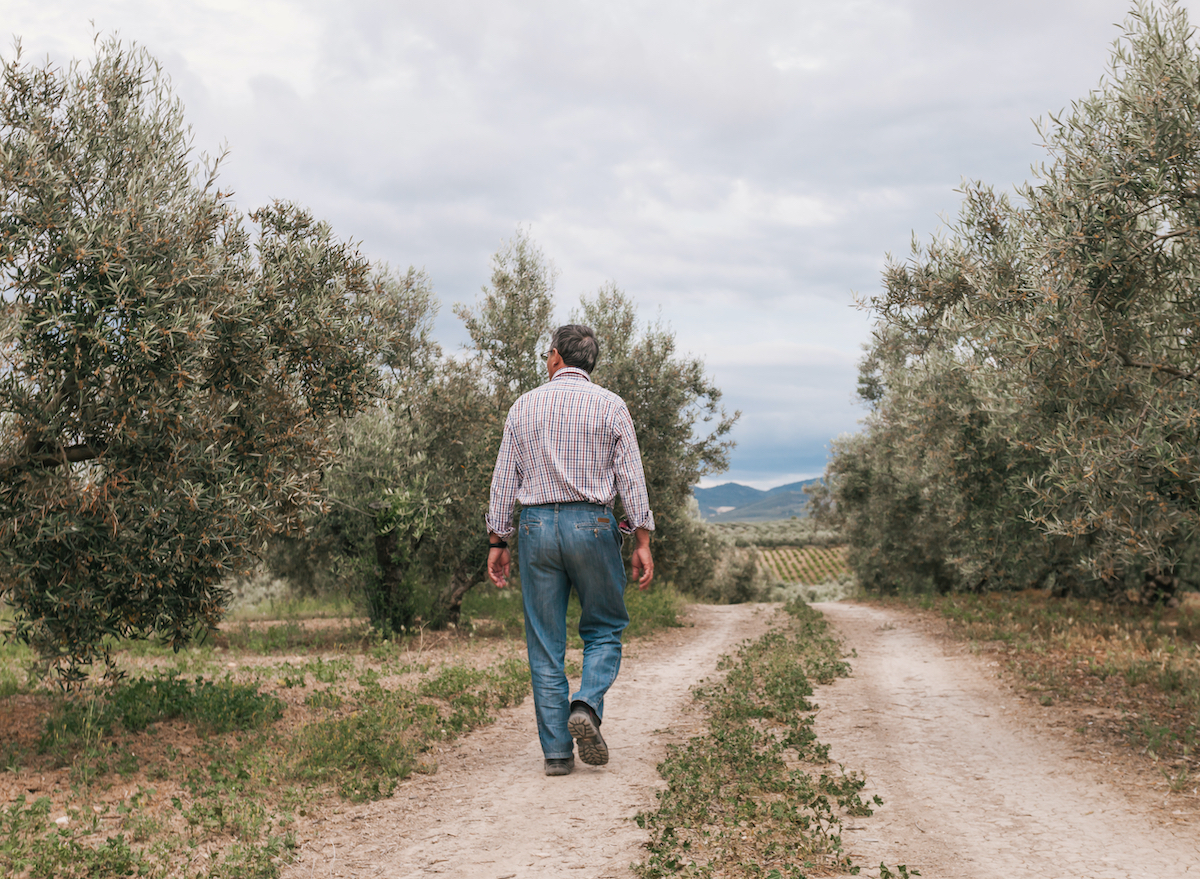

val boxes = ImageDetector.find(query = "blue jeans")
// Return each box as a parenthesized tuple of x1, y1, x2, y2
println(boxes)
(518, 502, 629, 759)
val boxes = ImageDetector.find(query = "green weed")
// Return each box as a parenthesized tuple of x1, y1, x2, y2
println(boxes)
(290, 658, 528, 801)
(2, 742, 23, 774)
(0, 795, 153, 879)
(1128, 716, 1174, 757)
(207, 832, 297, 879)
(40, 674, 284, 757)
(288, 685, 438, 801)
(274, 663, 307, 688)
(304, 656, 352, 685)
(879, 864, 921, 878)
(1161, 764, 1193, 794)
(418, 658, 530, 732)
(304, 689, 343, 711)
(625, 585, 684, 637)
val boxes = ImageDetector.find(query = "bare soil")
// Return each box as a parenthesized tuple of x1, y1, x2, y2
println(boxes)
(812, 601, 1200, 879)
(281, 602, 781, 879)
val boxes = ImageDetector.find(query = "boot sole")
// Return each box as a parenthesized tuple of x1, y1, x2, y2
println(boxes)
(568, 710, 609, 766)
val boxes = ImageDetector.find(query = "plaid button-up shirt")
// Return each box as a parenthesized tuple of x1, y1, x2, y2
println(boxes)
(486, 367, 655, 539)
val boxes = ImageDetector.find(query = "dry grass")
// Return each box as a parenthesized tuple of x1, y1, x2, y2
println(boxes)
(907, 590, 1200, 782)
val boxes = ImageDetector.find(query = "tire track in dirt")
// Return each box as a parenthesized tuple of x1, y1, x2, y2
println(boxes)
(812, 601, 1200, 879)
(283, 602, 778, 879)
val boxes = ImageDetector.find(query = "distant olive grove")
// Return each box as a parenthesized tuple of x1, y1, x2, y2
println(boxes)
(0, 38, 743, 678)
(815, 1, 1200, 603)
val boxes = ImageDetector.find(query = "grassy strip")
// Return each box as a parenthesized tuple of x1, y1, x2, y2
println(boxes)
(635, 601, 911, 879)
(910, 591, 1200, 787)
(0, 583, 683, 878)
(2, 655, 532, 879)
(290, 658, 531, 801)
(40, 675, 286, 751)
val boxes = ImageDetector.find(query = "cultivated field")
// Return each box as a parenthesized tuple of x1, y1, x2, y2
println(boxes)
(758, 545, 850, 584)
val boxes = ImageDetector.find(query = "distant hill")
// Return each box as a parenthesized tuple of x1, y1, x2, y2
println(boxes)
(693, 478, 820, 522)
(766, 480, 819, 496)
(708, 490, 809, 522)
(692, 482, 765, 514)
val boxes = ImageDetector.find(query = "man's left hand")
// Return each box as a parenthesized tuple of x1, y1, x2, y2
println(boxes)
(632, 528, 654, 590)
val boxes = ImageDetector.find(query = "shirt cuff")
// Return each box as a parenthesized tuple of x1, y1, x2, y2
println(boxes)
(627, 510, 655, 532)
(486, 517, 515, 539)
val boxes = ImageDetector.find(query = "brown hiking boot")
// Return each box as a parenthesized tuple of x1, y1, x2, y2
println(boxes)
(568, 702, 609, 766)
(544, 756, 575, 776)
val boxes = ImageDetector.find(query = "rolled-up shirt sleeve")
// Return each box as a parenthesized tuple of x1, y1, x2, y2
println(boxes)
(611, 403, 655, 531)
(486, 416, 521, 538)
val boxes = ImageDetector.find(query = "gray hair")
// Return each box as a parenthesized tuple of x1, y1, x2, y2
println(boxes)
(550, 324, 599, 373)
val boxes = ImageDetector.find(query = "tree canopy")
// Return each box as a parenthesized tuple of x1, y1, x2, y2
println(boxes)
(283, 233, 739, 623)
(0, 39, 393, 676)
(0, 40, 741, 673)
(824, 1, 1200, 601)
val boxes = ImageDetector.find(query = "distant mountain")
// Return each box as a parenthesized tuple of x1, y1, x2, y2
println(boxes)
(692, 482, 766, 515)
(766, 480, 819, 496)
(708, 490, 809, 522)
(692, 478, 820, 522)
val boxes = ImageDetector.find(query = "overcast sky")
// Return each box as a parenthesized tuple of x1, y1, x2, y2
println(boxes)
(3, 0, 1177, 488)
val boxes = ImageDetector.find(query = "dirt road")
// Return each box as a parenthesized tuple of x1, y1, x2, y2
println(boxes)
(813, 601, 1200, 879)
(283, 602, 779, 879)
(285, 600, 1200, 879)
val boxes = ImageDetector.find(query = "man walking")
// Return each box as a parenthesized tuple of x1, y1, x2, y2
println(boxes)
(486, 324, 654, 776)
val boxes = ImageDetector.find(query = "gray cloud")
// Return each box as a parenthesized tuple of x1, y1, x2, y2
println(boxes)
(3, 0, 1171, 486)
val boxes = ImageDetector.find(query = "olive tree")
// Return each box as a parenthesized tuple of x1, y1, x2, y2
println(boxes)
(270, 230, 739, 620)
(574, 284, 737, 593)
(0, 39, 385, 676)
(415, 229, 557, 618)
(830, 1, 1200, 599)
(263, 268, 446, 625)
(454, 228, 555, 406)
